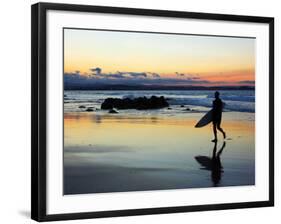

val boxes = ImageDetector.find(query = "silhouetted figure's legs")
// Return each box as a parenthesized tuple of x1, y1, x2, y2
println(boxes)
(217, 122, 226, 139)
(212, 120, 226, 142)
(212, 124, 218, 142)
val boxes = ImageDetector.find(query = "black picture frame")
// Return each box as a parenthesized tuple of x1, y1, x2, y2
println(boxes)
(31, 2, 274, 222)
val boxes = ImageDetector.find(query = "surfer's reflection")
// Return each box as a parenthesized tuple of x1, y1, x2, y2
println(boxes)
(195, 141, 226, 186)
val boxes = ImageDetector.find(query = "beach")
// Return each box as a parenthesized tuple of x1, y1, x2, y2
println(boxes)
(62, 29, 256, 195)
(64, 95, 255, 194)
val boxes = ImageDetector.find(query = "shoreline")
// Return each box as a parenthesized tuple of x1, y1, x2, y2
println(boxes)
(63, 110, 255, 123)
(64, 89, 255, 113)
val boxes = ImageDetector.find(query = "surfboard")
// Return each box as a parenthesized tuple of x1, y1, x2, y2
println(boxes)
(195, 109, 213, 128)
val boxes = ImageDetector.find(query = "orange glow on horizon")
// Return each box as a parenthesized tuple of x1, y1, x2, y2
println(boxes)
(64, 29, 255, 86)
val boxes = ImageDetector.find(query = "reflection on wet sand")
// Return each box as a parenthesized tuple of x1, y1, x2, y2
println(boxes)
(64, 112, 255, 194)
(195, 141, 226, 187)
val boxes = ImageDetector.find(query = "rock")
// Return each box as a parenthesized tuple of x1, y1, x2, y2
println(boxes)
(167, 107, 172, 110)
(185, 107, 191, 111)
(109, 109, 118, 114)
(180, 105, 185, 107)
(79, 105, 86, 109)
(101, 96, 169, 110)
(85, 108, 94, 112)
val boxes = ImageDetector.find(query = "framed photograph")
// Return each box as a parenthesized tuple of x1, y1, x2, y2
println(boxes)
(31, 2, 274, 222)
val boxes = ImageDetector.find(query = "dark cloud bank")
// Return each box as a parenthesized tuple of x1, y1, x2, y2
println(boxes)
(64, 67, 254, 90)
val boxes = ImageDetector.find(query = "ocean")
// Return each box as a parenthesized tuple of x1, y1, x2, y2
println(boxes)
(64, 90, 255, 114)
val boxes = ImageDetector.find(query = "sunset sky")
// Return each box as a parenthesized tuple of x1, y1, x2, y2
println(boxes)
(64, 28, 255, 87)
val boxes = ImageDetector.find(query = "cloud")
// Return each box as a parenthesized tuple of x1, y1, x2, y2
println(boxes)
(176, 72, 185, 77)
(102, 73, 126, 79)
(175, 72, 200, 80)
(64, 72, 80, 77)
(118, 71, 147, 78)
(190, 76, 200, 80)
(149, 78, 210, 85)
(151, 73, 160, 78)
(238, 80, 255, 85)
(90, 69, 148, 79)
(64, 67, 211, 88)
(93, 72, 146, 79)
(90, 67, 102, 75)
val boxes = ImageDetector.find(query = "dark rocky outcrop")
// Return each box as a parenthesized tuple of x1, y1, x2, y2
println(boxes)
(85, 107, 94, 112)
(79, 105, 86, 109)
(101, 96, 169, 110)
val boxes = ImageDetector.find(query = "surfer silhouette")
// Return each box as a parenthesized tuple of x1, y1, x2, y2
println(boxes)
(212, 91, 226, 142)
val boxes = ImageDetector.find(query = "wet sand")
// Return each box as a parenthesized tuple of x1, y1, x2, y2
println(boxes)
(64, 111, 255, 195)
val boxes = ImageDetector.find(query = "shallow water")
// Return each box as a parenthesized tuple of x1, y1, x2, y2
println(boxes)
(64, 90, 255, 113)
(64, 111, 255, 195)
